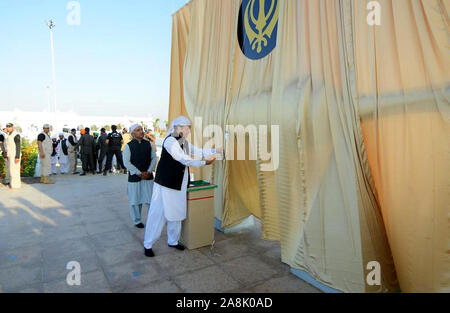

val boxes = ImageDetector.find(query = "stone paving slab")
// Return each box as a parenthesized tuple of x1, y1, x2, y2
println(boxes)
(0, 244, 43, 270)
(174, 265, 241, 293)
(0, 263, 43, 292)
(124, 280, 182, 293)
(0, 173, 321, 293)
(154, 250, 215, 277)
(103, 259, 163, 291)
(220, 255, 281, 286)
(251, 274, 322, 293)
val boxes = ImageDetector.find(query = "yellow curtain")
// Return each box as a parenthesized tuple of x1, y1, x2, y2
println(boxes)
(354, 0, 450, 292)
(169, 3, 191, 122)
(169, 0, 449, 292)
(269, 0, 399, 293)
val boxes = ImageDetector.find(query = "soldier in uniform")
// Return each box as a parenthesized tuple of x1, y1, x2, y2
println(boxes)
(93, 132, 100, 172)
(67, 129, 80, 174)
(104, 125, 126, 176)
(97, 128, 108, 173)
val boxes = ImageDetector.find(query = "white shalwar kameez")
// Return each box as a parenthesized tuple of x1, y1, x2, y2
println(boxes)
(143, 137, 216, 249)
(123, 142, 157, 225)
(57, 139, 70, 174)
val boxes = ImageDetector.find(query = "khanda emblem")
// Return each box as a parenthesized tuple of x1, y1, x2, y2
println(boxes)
(238, 0, 279, 60)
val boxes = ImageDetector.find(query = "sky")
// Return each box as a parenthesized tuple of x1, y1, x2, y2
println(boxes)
(0, 0, 189, 120)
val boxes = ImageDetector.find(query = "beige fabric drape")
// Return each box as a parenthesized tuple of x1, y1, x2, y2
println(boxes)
(169, 3, 191, 122)
(169, 0, 449, 292)
(354, 0, 450, 292)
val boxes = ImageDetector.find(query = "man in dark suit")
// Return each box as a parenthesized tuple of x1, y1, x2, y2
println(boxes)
(77, 127, 96, 176)
(97, 128, 108, 174)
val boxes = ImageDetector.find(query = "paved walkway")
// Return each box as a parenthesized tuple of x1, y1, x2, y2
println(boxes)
(0, 172, 320, 293)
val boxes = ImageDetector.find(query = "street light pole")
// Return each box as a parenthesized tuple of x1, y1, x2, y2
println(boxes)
(46, 20, 57, 114)
(46, 85, 51, 112)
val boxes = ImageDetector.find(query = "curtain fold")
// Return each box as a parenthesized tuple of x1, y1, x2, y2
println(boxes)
(169, 0, 449, 292)
(354, 0, 450, 292)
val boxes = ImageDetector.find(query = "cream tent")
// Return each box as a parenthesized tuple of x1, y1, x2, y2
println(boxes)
(169, 0, 449, 293)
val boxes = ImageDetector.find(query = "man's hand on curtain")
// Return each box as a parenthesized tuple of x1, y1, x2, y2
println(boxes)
(205, 157, 216, 165)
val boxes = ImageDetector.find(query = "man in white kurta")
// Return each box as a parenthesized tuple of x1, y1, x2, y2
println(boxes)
(57, 133, 70, 174)
(37, 124, 55, 184)
(4, 123, 22, 189)
(143, 116, 219, 257)
(123, 124, 157, 228)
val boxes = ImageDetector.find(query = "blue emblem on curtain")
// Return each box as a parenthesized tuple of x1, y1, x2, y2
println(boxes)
(238, 0, 279, 60)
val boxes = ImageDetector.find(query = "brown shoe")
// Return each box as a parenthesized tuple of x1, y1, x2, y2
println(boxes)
(43, 176, 55, 184)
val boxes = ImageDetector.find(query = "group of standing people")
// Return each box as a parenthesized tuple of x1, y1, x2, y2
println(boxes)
(2, 116, 222, 260)
(75, 124, 134, 176)
(0, 122, 157, 187)
(36, 124, 156, 183)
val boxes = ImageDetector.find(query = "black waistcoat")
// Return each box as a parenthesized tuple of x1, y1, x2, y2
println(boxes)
(154, 136, 190, 191)
(52, 142, 58, 156)
(128, 139, 154, 183)
(59, 139, 68, 155)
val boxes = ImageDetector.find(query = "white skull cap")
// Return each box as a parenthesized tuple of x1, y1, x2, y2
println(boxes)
(168, 116, 191, 134)
(130, 124, 141, 133)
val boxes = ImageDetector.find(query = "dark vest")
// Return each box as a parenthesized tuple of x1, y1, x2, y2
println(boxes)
(51, 142, 58, 157)
(154, 136, 190, 191)
(128, 139, 154, 183)
(59, 139, 68, 155)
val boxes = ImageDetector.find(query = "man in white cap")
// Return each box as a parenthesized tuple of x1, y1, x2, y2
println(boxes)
(67, 128, 80, 174)
(57, 132, 70, 174)
(143, 116, 221, 257)
(123, 124, 157, 228)
(37, 124, 54, 184)
(4, 123, 22, 189)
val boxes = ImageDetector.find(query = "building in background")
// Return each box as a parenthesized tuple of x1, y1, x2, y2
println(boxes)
(0, 109, 155, 140)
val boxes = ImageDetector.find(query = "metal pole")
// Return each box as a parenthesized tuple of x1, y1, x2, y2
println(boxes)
(46, 20, 57, 130)
(46, 85, 51, 112)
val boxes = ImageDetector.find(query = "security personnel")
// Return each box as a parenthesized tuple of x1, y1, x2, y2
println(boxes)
(104, 125, 126, 176)
(67, 129, 80, 174)
(93, 132, 100, 172)
(37, 124, 54, 184)
(4, 123, 22, 189)
(77, 127, 96, 176)
(97, 128, 108, 173)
